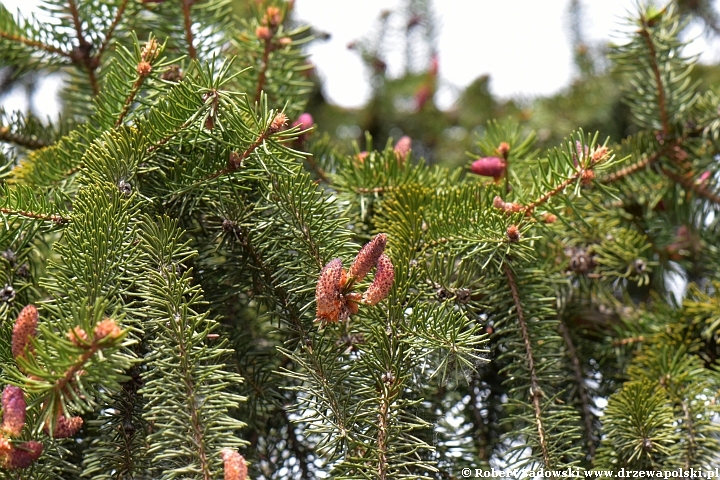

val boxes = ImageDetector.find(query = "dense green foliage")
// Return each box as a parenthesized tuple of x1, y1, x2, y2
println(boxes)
(1, 0, 720, 478)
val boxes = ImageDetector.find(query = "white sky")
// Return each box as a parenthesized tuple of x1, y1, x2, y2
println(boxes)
(2, 0, 720, 114)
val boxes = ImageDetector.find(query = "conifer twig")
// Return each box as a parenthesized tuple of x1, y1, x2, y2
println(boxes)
(377, 387, 389, 479)
(558, 319, 596, 459)
(503, 263, 551, 467)
(0, 125, 49, 149)
(0, 207, 69, 224)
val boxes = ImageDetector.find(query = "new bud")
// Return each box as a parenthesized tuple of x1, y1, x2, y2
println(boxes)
(2, 386, 26, 437)
(362, 254, 395, 306)
(12, 305, 38, 362)
(255, 25, 272, 40)
(497, 142, 510, 157)
(221, 448, 248, 480)
(348, 233, 387, 282)
(470, 157, 506, 179)
(94, 318, 122, 341)
(506, 225, 520, 242)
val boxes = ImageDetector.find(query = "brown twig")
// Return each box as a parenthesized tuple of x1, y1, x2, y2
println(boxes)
(523, 175, 578, 215)
(115, 74, 148, 128)
(660, 166, 720, 204)
(0, 31, 71, 58)
(0, 126, 49, 149)
(0, 207, 69, 224)
(67, 0, 99, 95)
(639, 21, 670, 136)
(377, 386, 390, 480)
(181, 0, 197, 60)
(558, 319, 596, 459)
(96, 0, 129, 58)
(255, 36, 273, 104)
(601, 154, 655, 184)
(503, 263, 551, 468)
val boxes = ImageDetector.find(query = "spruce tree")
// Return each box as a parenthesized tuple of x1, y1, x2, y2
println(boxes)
(1, 0, 719, 478)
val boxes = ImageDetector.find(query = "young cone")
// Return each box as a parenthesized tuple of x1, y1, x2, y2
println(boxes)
(315, 258, 346, 323)
(12, 305, 38, 361)
(45, 415, 83, 438)
(3, 441, 43, 469)
(394, 136, 412, 163)
(1, 386, 26, 437)
(470, 157, 506, 179)
(348, 233, 387, 282)
(362, 254, 395, 306)
(221, 448, 248, 480)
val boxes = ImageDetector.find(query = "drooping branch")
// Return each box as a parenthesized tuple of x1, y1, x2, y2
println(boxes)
(503, 263, 551, 467)
(660, 166, 720, 204)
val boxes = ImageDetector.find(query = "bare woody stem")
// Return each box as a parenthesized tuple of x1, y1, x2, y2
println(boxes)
(53, 343, 100, 400)
(200, 127, 274, 182)
(0, 207, 69, 224)
(522, 175, 577, 215)
(0, 126, 49, 149)
(601, 154, 654, 184)
(558, 319, 596, 459)
(503, 263, 551, 468)
(181, 0, 197, 60)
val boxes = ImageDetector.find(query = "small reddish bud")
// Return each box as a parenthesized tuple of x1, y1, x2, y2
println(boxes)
(269, 113, 288, 133)
(94, 318, 122, 341)
(393, 136, 412, 163)
(12, 305, 38, 362)
(229, 151, 243, 170)
(356, 151, 369, 163)
(137, 61, 152, 77)
(67, 326, 89, 346)
(292, 113, 314, 141)
(2, 386, 26, 437)
(497, 142, 510, 157)
(255, 26, 272, 41)
(471, 157, 506, 179)
(45, 415, 83, 439)
(221, 448, 248, 480)
(278, 37, 292, 47)
(493, 196, 506, 209)
(348, 233, 387, 282)
(0, 437, 11, 457)
(4, 441, 42, 469)
(161, 65, 183, 82)
(345, 292, 361, 315)
(362, 254, 395, 306)
(506, 225, 520, 242)
(315, 259, 345, 323)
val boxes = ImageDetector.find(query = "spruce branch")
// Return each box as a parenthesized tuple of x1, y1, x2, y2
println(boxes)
(659, 165, 720, 204)
(503, 263, 551, 468)
(0, 207, 69, 224)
